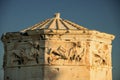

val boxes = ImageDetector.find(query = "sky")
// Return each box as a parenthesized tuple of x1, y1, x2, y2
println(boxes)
(0, 0, 120, 80)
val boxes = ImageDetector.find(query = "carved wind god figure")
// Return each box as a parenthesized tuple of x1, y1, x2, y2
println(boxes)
(29, 41, 40, 64)
(92, 43, 110, 66)
(68, 42, 85, 62)
(12, 48, 29, 65)
(47, 42, 86, 65)
(47, 46, 67, 64)
(11, 40, 41, 65)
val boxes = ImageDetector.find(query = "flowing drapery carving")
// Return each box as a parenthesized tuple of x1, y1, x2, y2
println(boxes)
(92, 43, 110, 66)
(68, 42, 84, 62)
(11, 40, 41, 65)
(47, 42, 86, 65)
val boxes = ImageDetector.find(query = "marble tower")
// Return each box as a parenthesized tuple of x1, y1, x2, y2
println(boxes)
(1, 13, 115, 80)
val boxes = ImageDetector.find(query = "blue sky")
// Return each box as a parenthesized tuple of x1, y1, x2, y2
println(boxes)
(0, 0, 120, 80)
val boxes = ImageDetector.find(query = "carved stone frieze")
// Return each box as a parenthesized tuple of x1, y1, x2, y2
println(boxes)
(92, 42, 111, 66)
(46, 41, 86, 65)
(1, 13, 115, 80)
(7, 40, 44, 66)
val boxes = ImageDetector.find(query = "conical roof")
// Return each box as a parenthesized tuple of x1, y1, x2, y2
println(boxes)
(1, 13, 115, 42)
(21, 13, 88, 32)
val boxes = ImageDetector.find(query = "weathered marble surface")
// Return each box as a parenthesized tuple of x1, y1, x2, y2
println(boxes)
(1, 13, 115, 80)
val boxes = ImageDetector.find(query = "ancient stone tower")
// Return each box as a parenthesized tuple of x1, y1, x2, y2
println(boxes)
(1, 13, 115, 80)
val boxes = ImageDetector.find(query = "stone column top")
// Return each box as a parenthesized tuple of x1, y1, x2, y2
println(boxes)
(54, 13, 60, 19)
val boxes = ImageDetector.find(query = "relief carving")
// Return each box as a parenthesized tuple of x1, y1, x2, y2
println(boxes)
(94, 53, 106, 66)
(11, 41, 87, 65)
(11, 40, 41, 65)
(47, 42, 86, 64)
(29, 41, 40, 64)
(92, 43, 110, 66)
(47, 47, 67, 64)
(68, 42, 84, 62)
(12, 48, 31, 65)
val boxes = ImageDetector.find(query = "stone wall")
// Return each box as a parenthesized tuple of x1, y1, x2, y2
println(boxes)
(1, 29, 114, 80)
